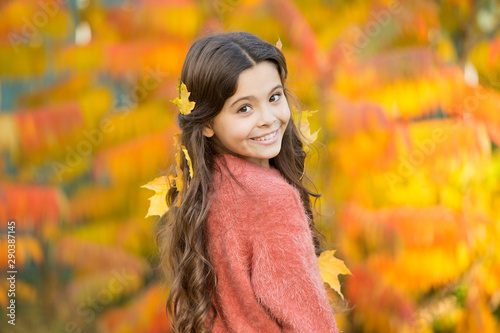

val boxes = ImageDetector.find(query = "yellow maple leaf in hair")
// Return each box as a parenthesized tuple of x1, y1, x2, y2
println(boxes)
(317, 250, 352, 300)
(181, 145, 194, 179)
(172, 134, 193, 207)
(141, 175, 173, 217)
(276, 37, 282, 51)
(173, 134, 184, 203)
(173, 171, 184, 207)
(293, 109, 320, 153)
(172, 82, 195, 115)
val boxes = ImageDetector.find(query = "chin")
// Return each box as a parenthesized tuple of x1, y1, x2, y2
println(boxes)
(261, 149, 282, 160)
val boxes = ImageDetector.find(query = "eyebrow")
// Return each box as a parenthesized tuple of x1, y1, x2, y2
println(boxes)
(230, 84, 283, 108)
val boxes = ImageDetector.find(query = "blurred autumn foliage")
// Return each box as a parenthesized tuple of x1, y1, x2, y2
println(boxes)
(1, 0, 500, 332)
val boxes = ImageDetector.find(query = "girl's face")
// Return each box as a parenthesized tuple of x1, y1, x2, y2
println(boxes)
(203, 61, 291, 168)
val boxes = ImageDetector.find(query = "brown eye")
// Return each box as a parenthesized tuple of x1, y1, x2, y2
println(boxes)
(269, 93, 281, 103)
(237, 105, 251, 113)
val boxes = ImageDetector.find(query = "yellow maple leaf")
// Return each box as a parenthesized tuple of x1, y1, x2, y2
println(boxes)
(173, 134, 183, 175)
(141, 175, 172, 217)
(173, 170, 184, 207)
(317, 250, 352, 300)
(293, 109, 320, 152)
(143, 133, 193, 214)
(181, 145, 194, 179)
(172, 82, 195, 115)
(276, 37, 282, 51)
(172, 134, 187, 206)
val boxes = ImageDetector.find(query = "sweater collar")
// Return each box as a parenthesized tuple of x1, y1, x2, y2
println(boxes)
(215, 154, 280, 175)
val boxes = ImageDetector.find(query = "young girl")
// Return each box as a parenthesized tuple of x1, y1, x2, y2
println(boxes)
(158, 31, 339, 332)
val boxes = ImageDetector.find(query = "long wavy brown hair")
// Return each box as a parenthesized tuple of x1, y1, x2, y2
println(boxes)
(157, 31, 325, 333)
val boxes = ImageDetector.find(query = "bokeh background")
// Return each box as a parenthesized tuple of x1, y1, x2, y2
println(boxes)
(1, 0, 500, 332)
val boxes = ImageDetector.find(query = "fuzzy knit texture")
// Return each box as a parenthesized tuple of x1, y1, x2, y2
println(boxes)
(206, 154, 339, 333)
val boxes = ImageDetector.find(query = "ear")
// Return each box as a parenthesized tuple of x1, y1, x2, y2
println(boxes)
(203, 126, 214, 138)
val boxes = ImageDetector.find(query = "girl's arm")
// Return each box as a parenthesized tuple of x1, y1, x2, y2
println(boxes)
(249, 184, 339, 333)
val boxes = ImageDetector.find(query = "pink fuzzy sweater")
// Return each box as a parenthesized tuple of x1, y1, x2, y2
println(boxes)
(206, 154, 339, 332)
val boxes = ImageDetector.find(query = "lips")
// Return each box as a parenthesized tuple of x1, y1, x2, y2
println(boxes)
(250, 129, 279, 142)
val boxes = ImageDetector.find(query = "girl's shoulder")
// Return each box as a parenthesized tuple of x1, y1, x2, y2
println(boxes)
(210, 154, 306, 234)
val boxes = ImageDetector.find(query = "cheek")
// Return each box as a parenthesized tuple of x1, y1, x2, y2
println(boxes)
(280, 105, 291, 125)
(220, 123, 249, 142)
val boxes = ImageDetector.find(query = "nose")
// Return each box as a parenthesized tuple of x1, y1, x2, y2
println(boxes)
(258, 105, 277, 127)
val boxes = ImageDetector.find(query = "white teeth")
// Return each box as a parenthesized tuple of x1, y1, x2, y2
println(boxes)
(254, 130, 277, 141)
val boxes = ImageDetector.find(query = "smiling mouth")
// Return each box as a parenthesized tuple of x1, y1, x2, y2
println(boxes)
(251, 129, 279, 142)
